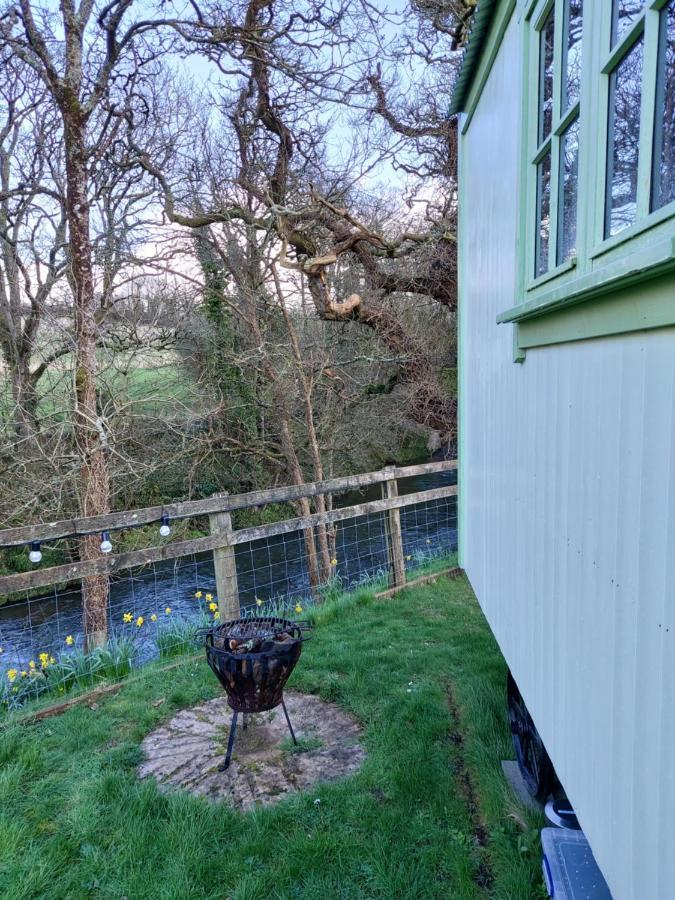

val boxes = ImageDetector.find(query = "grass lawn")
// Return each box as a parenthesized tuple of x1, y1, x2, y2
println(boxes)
(0, 575, 545, 899)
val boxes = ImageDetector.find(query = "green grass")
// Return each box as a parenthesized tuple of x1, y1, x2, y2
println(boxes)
(0, 575, 545, 899)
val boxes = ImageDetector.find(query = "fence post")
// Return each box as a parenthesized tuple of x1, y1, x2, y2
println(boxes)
(385, 473, 406, 588)
(209, 493, 240, 620)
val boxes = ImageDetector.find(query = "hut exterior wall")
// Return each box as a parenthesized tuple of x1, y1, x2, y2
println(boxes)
(458, 10, 675, 900)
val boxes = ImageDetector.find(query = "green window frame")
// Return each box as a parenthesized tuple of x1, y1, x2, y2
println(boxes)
(598, 0, 675, 247)
(500, 0, 675, 356)
(530, 0, 583, 280)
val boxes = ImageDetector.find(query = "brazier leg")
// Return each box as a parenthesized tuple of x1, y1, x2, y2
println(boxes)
(280, 698, 297, 745)
(219, 711, 239, 771)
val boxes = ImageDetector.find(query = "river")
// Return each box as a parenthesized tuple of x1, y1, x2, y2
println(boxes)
(0, 465, 457, 669)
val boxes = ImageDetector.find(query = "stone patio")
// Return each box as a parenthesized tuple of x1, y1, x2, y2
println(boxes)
(137, 691, 366, 810)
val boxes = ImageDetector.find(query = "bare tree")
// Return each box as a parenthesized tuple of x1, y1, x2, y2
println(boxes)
(0, 0, 188, 645)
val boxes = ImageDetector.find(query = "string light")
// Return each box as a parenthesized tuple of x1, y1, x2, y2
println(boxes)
(100, 531, 113, 553)
(28, 541, 42, 564)
(159, 514, 171, 538)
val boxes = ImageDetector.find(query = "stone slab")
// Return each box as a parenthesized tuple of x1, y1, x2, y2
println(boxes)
(138, 691, 366, 810)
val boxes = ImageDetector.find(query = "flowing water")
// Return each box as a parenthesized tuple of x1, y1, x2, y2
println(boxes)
(0, 466, 456, 669)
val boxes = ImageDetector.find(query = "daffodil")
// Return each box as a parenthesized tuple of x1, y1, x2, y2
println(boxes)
(295, 603, 303, 614)
(28, 660, 35, 670)
(65, 635, 74, 646)
(20, 671, 27, 678)
(330, 558, 338, 566)
(7, 669, 17, 683)
(256, 597, 263, 607)
(150, 613, 157, 622)
(209, 602, 218, 612)
(165, 606, 172, 615)
(194, 591, 203, 599)
(135, 616, 144, 628)
(213, 611, 220, 621)
(123, 612, 133, 623)
(405, 555, 412, 561)
(205, 593, 213, 602)
(39, 652, 49, 663)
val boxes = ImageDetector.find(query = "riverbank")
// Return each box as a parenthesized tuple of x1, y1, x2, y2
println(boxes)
(0, 573, 545, 898)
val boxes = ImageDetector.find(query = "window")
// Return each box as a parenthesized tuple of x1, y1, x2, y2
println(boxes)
(603, 0, 675, 237)
(652, 1, 675, 210)
(605, 33, 643, 236)
(533, 1, 583, 278)
(499, 0, 675, 349)
(528, 0, 674, 285)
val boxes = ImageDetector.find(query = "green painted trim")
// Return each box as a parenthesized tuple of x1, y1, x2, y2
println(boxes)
(449, 0, 501, 117)
(590, 198, 675, 260)
(460, 0, 518, 132)
(497, 234, 675, 323)
(457, 117, 468, 569)
(517, 271, 675, 347)
(526, 255, 576, 290)
(513, 326, 527, 362)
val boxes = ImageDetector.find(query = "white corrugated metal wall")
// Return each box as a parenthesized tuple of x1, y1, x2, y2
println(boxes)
(459, 13, 675, 900)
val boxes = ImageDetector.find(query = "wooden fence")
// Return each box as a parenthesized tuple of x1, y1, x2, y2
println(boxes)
(0, 460, 457, 616)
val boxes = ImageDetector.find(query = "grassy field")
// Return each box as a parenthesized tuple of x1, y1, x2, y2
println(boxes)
(0, 360, 199, 422)
(0, 574, 545, 899)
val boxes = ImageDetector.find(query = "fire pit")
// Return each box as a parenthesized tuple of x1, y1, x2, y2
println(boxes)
(203, 616, 312, 770)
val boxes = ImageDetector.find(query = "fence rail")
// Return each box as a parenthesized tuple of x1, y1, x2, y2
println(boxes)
(0, 460, 456, 547)
(0, 460, 458, 709)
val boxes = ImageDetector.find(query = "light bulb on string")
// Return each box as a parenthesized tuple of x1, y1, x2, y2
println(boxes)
(28, 541, 42, 564)
(159, 514, 171, 538)
(100, 531, 113, 553)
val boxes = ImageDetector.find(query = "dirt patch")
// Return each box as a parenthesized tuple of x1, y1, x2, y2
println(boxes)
(137, 691, 366, 810)
(446, 683, 494, 891)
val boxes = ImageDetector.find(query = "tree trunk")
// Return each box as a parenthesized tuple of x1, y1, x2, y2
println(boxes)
(8, 357, 38, 438)
(273, 268, 332, 580)
(63, 115, 110, 650)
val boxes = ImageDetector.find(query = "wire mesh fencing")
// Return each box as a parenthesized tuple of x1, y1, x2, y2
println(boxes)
(0, 465, 457, 712)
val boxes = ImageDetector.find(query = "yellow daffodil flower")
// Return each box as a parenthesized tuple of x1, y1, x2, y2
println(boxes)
(194, 591, 202, 599)
(49, 657, 55, 665)
(295, 603, 303, 614)
(39, 652, 49, 663)
(213, 611, 220, 621)
(205, 593, 213, 602)
(209, 602, 217, 612)
(20, 671, 27, 678)
(256, 597, 263, 607)
(136, 616, 144, 627)
(7, 669, 17, 683)
(123, 612, 133, 623)
(165, 607, 172, 615)
(150, 614, 157, 622)
(65, 635, 74, 646)
(330, 558, 338, 566)
(28, 660, 35, 670)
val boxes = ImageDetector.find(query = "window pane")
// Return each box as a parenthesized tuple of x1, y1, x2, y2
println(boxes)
(611, 0, 644, 46)
(557, 117, 579, 264)
(652, 0, 675, 211)
(605, 37, 643, 237)
(562, 0, 583, 110)
(539, 9, 555, 144)
(536, 149, 552, 276)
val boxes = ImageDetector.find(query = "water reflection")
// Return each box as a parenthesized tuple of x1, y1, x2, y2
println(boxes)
(0, 469, 457, 670)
